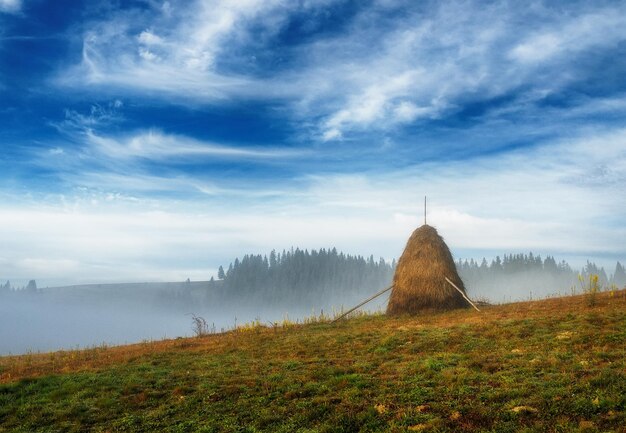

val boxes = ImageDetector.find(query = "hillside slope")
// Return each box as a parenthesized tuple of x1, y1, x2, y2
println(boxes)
(1, 291, 625, 432)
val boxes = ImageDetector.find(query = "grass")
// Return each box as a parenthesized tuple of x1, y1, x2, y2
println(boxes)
(1, 290, 625, 432)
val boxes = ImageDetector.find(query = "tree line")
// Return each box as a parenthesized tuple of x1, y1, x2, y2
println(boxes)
(214, 247, 395, 310)
(2, 250, 624, 309)
(213, 250, 626, 306)
(456, 254, 625, 300)
(0, 280, 37, 293)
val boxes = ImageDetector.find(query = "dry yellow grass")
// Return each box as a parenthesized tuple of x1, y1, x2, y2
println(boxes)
(1, 289, 625, 432)
(1, 289, 624, 385)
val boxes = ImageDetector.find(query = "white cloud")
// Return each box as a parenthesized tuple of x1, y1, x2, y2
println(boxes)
(54, 1, 626, 142)
(86, 129, 304, 161)
(337, 4, 623, 137)
(57, 102, 124, 131)
(322, 70, 429, 135)
(510, 9, 626, 64)
(17, 258, 81, 275)
(55, 170, 289, 201)
(0, 0, 21, 13)
(31, 114, 309, 202)
(138, 30, 164, 46)
(298, 4, 513, 137)
(311, 3, 626, 138)
(322, 128, 342, 141)
(300, 127, 626, 260)
(0, 208, 224, 284)
(510, 33, 562, 64)
(138, 47, 160, 62)
(75, 32, 249, 99)
(393, 101, 435, 123)
(59, 0, 294, 98)
(8, 127, 624, 286)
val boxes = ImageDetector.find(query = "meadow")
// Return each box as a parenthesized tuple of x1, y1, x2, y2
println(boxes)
(0, 290, 624, 432)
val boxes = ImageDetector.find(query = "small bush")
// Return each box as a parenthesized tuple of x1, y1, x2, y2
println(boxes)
(578, 274, 601, 307)
(190, 314, 211, 337)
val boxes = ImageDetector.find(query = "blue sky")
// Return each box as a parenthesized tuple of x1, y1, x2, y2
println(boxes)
(1, 0, 625, 286)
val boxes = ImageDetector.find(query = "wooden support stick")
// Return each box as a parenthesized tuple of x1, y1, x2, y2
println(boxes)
(445, 277, 480, 312)
(331, 285, 394, 323)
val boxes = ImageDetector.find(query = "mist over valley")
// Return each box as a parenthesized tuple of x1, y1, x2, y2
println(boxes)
(2, 249, 623, 355)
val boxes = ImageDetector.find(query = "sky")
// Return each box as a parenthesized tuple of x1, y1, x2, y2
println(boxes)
(1, 0, 625, 286)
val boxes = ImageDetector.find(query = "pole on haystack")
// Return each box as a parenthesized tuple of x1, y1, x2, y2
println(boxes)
(424, 195, 427, 225)
(331, 284, 394, 323)
(445, 277, 480, 312)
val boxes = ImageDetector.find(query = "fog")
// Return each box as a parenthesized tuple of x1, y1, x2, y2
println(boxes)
(0, 281, 557, 356)
(0, 297, 192, 355)
(465, 274, 578, 303)
(0, 283, 387, 356)
(1, 254, 621, 355)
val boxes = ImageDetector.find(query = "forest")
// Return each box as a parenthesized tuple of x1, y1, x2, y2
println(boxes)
(2, 249, 625, 310)
(457, 254, 626, 300)
(214, 249, 625, 306)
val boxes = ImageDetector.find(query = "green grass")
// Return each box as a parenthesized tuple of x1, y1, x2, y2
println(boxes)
(1, 291, 625, 432)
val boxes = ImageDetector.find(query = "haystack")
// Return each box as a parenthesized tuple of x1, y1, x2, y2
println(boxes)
(387, 224, 468, 315)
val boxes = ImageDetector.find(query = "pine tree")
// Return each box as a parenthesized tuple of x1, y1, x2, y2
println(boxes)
(612, 262, 626, 287)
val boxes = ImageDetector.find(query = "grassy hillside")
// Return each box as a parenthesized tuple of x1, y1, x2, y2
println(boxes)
(1, 290, 625, 433)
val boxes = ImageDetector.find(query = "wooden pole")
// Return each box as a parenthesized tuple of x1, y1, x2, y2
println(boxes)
(424, 196, 427, 225)
(444, 277, 480, 312)
(331, 285, 394, 323)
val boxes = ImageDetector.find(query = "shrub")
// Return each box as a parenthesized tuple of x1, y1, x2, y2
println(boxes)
(578, 274, 601, 307)
(190, 314, 211, 337)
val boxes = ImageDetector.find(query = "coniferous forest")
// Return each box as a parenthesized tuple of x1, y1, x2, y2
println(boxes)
(211, 248, 395, 313)
(2, 249, 625, 311)
(457, 254, 625, 301)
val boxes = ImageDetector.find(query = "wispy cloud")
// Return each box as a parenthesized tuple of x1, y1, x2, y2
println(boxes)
(56, 101, 124, 131)
(41, 102, 307, 192)
(14, 99, 308, 209)
(0, 0, 21, 14)
(509, 9, 626, 64)
(308, 2, 626, 139)
(86, 129, 305, 161)
(54, 1, 626, 144)
(58, 0, 305, 99)
(27, 135, 306, 209)
(55, 171, 292, 201)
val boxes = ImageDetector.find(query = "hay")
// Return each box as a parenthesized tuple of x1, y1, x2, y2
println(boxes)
(387, 224, 468, 315)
